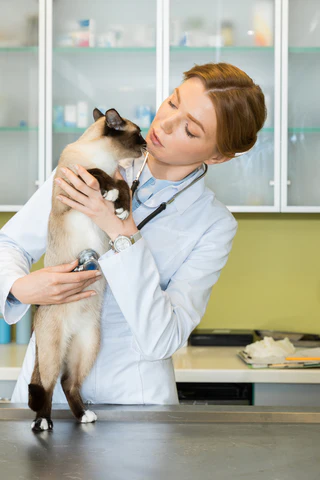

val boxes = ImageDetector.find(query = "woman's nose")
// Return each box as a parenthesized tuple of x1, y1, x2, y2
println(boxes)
(160, 113, 179, 135)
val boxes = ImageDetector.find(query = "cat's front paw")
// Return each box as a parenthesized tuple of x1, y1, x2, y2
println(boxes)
(115, 208, 130, 220)
(103, 189, 119, 202)
(31, 417, 53, 432)
(80, 410, 98, 423)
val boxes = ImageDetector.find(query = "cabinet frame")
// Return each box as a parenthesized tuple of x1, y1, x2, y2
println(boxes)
(0, 0, 46, 212)
(1, 0, 318, 213)
(280, 0, 320, 212)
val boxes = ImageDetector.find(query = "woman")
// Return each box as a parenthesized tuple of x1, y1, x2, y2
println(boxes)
(0, 62, 266, 405)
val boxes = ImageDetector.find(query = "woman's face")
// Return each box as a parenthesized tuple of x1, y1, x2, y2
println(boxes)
(145, 77, 225, 168)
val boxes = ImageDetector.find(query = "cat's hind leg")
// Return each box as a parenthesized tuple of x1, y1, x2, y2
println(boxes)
(61, 319, 100, 423)
(28, 306, 65, 432)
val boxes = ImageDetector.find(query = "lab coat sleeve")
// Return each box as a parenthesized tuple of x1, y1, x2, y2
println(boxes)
(98, 214, 238, 361)
(0, 169, 56, 325)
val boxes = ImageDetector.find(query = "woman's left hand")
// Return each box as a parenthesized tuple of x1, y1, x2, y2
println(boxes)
(55, 164, 138, 241)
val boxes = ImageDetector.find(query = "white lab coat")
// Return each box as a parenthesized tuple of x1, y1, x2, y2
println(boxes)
(0, 156, 238, 405)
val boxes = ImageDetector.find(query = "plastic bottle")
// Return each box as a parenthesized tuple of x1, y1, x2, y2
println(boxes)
(16, 308, 32, 344)
(64, 105, 77, 127)
(0, 315, 11, 344)
(77, 101, 88, 128)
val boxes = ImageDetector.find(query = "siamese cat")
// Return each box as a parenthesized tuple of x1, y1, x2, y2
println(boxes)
(28, 108, 146, 432)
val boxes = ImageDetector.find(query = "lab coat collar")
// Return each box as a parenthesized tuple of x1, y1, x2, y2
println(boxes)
(119, 155, 211, 215)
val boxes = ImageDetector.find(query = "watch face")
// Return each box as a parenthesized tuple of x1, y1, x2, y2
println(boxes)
(114, 236, 132, 251)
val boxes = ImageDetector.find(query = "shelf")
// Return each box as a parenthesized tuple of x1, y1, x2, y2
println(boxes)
(288, 128, 320, 133)
(1, 46, 318, 54)
(53, 126, 150, 135)
(289, 47, 320, 53)
(0, 46, 38, 52)
(54, 46, 156, 53)
(53, 126, 86, 134)
(170, 46, 274, 52)
(0, 127, 38, 132)
(1, 127, 319, 135)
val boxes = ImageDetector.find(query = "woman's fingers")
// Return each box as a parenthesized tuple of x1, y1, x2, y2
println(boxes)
(51, 276, 101, 303)
(56, 165, 100, 200)
(55, 175, 90, 204)
(56, 270, 102, 285)
(59, 290, 97, 304)
(55, 276, 100, 295)
(73, 165, 100, 191)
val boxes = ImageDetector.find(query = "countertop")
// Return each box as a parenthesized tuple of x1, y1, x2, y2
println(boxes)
(1, 344, 320, 384)
(0, 404, 320, 480)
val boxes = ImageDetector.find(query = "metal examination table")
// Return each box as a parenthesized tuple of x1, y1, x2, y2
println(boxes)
(1, 404, 320, 479)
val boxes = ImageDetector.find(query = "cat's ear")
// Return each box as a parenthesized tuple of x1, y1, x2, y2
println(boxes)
(93, 108, 104, 122)
(105, 109, 125, 131)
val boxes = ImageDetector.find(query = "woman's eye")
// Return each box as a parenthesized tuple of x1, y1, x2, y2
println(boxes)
(185, 124, 196, 138)
(168, 100, 196, 138)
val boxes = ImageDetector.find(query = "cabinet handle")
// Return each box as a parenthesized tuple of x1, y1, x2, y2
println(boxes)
(35, 180, 41, 187)
(287, 180, 291, 186)
(269, 180, 275, 186)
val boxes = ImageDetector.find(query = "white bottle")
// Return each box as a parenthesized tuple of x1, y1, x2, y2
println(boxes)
(64, 105, 77, 127)
(77, 101, 88, 128)
(253, 0, 274, 46)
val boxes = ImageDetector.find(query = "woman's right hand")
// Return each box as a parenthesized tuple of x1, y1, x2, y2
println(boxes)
(10, 259, 103, 305)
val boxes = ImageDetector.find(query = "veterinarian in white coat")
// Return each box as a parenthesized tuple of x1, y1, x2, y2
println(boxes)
(0, 63, 266, 405)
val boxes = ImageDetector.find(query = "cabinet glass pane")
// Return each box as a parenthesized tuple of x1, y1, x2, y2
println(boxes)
(287, 0, 320, 206)
(0, 0, 39, 206)
(52, 0, 157, 170)
(169, 0, 276, 207)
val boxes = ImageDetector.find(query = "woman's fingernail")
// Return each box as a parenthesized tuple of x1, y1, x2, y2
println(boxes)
(61, 167, 67, 174)
(55, 178, 61, 184)
(56, 196, 63, 201)
(74, 164, 79, 170)
(91, 292, 97, 296)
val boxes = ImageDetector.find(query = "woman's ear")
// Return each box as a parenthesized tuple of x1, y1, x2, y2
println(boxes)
(205, 153, 231, 165)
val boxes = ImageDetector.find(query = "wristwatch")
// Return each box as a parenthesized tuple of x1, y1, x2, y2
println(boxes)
(109, 231, 142, 253)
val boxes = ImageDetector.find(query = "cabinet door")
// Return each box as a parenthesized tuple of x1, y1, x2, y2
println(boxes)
(165, 0, 281, 211)
(48, 0, 159, 175)
(0, 0, 45, 211)
(281, 0, 320, 211)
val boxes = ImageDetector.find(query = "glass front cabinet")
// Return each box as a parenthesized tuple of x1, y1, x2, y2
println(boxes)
(0, 0, 319, 213)
(0, 0, 45, 211)
(281, 0, 320, 212)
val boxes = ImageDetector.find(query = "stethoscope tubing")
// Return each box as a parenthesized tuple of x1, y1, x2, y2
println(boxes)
(131, 152, 208, 230)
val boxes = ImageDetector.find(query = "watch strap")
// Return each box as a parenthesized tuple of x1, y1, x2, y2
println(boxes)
(130, 231, 142, 244)
(109, 231, 142, 252)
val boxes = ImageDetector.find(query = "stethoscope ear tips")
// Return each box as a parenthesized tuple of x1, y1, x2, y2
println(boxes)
(234, 146, 254, 157)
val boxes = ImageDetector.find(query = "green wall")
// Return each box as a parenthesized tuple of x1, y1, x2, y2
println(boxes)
(1, 212, 320, 334)
(203, 213, 320, 334)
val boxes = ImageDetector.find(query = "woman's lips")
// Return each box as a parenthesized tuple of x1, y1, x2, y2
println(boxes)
(150, 129, 164, 147)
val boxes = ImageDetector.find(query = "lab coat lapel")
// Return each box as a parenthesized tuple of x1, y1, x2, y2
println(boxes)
(119, 155, 208, 225)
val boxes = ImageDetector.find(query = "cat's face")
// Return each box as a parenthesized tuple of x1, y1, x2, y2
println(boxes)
(93, 108, 147, 159)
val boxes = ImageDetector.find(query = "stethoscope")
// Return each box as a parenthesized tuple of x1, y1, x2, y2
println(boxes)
(131, 151, 208, 230)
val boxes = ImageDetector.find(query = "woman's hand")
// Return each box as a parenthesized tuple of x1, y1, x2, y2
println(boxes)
(10, 259, 103, 305)
(55, 165, 138, 241)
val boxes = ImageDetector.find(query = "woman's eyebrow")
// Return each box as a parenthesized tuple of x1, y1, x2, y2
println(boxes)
(174, 87, 206, 134)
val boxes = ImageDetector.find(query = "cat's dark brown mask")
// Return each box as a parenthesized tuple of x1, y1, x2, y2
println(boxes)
(93, 108, 147, 158)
